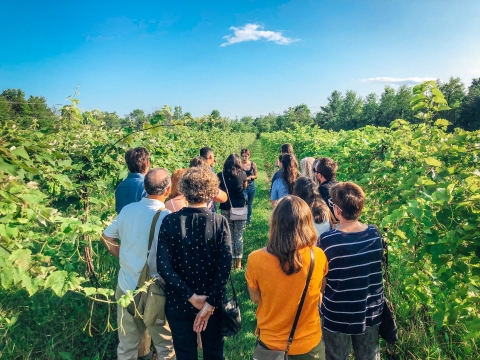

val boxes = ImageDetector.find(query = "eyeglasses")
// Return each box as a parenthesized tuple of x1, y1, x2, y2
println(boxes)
(328, 198, 343, 212)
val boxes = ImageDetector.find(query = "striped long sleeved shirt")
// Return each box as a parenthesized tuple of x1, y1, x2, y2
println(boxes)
(319, 225, 384, 334)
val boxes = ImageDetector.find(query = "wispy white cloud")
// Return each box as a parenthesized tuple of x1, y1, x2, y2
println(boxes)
(361, 77, 436, 85)
(221, 24, 299, 47)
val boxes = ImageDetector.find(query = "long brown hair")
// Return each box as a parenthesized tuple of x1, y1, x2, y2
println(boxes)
(280, 154, 300, 194)
(267, 196, 317, 275)
(293, 177, 334, 226)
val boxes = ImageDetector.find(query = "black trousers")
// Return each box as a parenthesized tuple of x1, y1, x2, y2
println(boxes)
(166, 306, 224, 360)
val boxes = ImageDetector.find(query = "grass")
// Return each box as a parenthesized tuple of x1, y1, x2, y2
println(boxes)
(1, 138, 479, 359)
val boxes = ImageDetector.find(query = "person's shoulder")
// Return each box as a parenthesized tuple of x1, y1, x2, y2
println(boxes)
(313, 246, 327, 260)
(248, 248, 267, 261)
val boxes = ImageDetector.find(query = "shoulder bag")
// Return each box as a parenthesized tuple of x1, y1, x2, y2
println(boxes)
(221, 275, 242, 336)
(252, 248, 315, 360)
(126, 208, 168, 327)
(373, 225, 398, 345)
(222, 172, 248, 221)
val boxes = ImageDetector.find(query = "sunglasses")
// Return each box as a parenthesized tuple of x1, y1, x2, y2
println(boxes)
(328, 198, 343, 212)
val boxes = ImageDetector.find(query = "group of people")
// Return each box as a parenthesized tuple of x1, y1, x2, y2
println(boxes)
(101, 143, 385, 360)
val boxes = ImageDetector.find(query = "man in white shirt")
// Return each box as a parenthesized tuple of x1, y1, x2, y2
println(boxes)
(101, 168, 176, 360)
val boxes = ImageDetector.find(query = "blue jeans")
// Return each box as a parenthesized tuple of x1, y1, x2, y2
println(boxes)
(243, 181, 256, 223)
(322, 325, 380, 360)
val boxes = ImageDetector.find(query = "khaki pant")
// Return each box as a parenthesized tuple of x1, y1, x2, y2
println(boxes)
(116, 286, 176, 360)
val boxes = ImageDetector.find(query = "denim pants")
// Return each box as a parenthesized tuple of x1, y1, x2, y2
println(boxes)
(165, 306, 224, 360)
(322, 325, 380, 360)
(243, 181, 256, 223)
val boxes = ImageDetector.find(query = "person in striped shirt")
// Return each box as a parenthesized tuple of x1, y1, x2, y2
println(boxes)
(318, 182, 383, 360)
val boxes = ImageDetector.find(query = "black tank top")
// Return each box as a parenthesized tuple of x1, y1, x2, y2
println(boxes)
(243, 162, 255, 183)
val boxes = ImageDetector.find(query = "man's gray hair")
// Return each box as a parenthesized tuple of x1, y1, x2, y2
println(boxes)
(144, 168, 171, 195)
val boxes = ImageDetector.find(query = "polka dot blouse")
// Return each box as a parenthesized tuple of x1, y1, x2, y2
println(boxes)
(157, 207, 232, 314)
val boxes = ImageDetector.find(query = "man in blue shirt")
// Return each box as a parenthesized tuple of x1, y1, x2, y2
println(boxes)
(114, 147, 152, 359)
(115, 147, 150, 214)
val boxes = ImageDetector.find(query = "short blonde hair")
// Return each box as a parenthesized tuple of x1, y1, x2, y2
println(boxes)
(179, 166, 219, 205)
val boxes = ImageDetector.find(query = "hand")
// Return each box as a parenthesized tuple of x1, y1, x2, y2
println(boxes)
(193, 302, 215, 332)
(188, 294, 207, 310)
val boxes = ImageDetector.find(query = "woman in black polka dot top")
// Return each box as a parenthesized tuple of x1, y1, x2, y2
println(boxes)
(158, 165, 232, 359)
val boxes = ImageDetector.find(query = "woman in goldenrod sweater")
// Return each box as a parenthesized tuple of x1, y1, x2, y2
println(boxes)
(245, 195, 328, 359)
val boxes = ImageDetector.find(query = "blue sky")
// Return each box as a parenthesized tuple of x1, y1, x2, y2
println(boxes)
(1, 0, 479, 118)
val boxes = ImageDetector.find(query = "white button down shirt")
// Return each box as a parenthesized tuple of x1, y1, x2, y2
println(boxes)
(103, 197, 171, 292)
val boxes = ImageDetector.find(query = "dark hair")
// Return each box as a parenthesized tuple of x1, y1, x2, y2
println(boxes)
(169, 169, 187, 198)
(179, 166, 219, 205)
(316, 157, 337, 181)
(293, 177, 333, 225)
(330, 182, 365, 220)
(241, 148, 250, 156)
(144, 168, 171, 196)
(189, 156, 208, 168)
(200, 147, 213, 160)
(268, 196, 317, 275)
(125, 147, 150, 173)
(281, 144, 294, 154)
(280, 154, 300, 194)
(223, 154, 243, 177)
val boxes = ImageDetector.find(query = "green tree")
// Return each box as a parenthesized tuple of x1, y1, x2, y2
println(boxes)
(173, 106, 183, 121)
(316, 90, 342, 129)
(337, 90, 362, 130)
(1, 88, 28, 119)
(459, 77, 480, 130)
(27, 95, 56, 129)
(102, 112, 122, 129)
(127, 109, 147, 130)
(377, 86, 396, 127)
(0, 96, 11, 123)
(395, 85, 414, 122)
(438, 77, 466, 127)
(360, 93, 379, 127)
(210, 110, 221, 120)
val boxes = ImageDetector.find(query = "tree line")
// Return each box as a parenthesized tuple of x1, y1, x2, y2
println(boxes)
(1, 76, 479, 132)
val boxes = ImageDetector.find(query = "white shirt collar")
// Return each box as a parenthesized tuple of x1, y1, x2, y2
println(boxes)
(140, 197, 165, 207)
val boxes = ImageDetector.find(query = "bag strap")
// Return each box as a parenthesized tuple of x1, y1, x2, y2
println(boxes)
(146, 208, 166, 260)
(221, 172, 234, 209)
(227, 275, 237, 299)
(372, 225, 391, 293)
(285, 248, 315, 353)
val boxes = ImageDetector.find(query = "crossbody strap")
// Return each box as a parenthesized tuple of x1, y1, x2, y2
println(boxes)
(372, 225, 390, 296)
(146, 208, 166, 260)
(285, 248, 315, 353)
(221, 172, 234, 209)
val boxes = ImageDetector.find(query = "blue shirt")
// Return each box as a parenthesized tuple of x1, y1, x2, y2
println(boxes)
(319, 225, 384, 334)
(270, 178, 289, 201)
(115, 173, 146, 214)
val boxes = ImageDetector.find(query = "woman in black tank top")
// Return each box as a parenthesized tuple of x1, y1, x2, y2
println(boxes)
(241, 148, 258, 224)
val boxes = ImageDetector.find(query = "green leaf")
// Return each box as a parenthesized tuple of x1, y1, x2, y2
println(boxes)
(432, 310, 445, 328)
(412, 102, 427, 112)
(437, 103, 451, 111)
(435, 119, 450, 126)
(433, 96, 447, 104)
(424, 157, 442, 167)
(45, 270, 68, 297)
(12, 146, 31, 160)
(395, 229, 407, 240)
(0, 158, 19, 175)
(9, 249, 31, 270)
